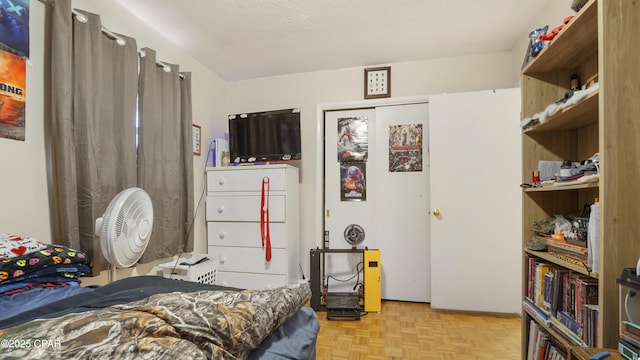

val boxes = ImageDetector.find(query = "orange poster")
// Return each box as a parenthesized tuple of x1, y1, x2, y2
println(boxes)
(0, 49, 25, 141)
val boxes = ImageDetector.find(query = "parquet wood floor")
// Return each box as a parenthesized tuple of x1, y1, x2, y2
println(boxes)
(315, 300, 521, 360)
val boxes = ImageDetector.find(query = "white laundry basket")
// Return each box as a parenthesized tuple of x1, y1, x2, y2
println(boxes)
(159, 254, 218, 285)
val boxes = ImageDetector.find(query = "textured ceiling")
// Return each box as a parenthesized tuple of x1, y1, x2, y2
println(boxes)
(115, 0, 554, 81)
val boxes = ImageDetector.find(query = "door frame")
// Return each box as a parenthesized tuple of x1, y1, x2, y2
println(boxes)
(314, 95, 429, 248)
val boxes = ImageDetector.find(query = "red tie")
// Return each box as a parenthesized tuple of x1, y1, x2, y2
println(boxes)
(260, 177, 272, 262)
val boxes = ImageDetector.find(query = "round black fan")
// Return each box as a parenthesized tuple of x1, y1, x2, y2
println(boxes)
(344, 224, 365, 248)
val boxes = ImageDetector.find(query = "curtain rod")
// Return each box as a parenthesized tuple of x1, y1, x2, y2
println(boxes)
(71, 9, 127, 46)
(69, 9, 184, 79)
(39, 1, 184, 80)
(139, 50, 185, 80)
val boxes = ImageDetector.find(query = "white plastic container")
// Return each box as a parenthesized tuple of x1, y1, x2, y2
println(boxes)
(159, 254, 219, 285)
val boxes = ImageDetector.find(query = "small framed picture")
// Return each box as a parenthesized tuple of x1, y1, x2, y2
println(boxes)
(364, 67, 391, 99)
(192, 124, 201, 156)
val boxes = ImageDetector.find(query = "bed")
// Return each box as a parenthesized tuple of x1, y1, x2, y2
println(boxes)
(0, 234, 319, 359)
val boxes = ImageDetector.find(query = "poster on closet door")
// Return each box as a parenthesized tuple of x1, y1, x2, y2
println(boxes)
(0, 49, 25, 141)
(337, 116, 368, 162)
(0, 0, 29, 58)
(340, 162, 366, 201)
(388, 124, 423, 172)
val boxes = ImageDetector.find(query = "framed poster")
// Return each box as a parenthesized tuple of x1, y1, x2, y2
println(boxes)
(0, 49, 26, 141)
(0, 0, 29, 58)
(337, 116, 368, 162)
(388, 124, 423, 172)
(340, 162, 366, 201)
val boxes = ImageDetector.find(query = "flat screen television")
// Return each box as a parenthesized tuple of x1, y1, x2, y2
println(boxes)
(228, 108, 301, 163)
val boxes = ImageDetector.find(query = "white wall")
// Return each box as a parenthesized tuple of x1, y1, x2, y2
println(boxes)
(0, 0, 226, 285)
(225, 52, 515, 276)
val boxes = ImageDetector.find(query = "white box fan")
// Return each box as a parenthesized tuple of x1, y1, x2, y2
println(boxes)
(95, 187, 153, 282)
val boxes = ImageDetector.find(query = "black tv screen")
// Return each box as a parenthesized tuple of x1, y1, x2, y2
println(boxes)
(228, 108, 301, 163)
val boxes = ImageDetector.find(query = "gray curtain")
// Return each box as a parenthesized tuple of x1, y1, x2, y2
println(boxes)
(50, 0, 139, 272)
(180, 72, 195, 252)
(138, 48, 193, 262)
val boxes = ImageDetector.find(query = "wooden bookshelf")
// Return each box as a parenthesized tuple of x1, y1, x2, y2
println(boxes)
(521, 0, 640, 354)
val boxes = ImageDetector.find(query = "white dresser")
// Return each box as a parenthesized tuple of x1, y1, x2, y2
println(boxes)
(205, 164, 300, 290)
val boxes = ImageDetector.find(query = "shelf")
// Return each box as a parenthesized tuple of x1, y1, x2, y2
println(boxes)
(524, 90, 599, 133)
(524, 181, 599, 193)
(523, 305, 575, 352)
(523, 0, 598, 76)
(525, 249, 597, 279)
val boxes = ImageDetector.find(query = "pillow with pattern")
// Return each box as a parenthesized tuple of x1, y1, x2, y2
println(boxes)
(0, 244, 92, 282)
(0, 234, 48, 260)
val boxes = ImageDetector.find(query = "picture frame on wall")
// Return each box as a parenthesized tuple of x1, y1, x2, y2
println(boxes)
(364, 66, 391, 99)
(192, 124, 201, 156)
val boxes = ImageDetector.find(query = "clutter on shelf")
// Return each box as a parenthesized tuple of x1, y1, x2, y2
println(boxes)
(521, 82, 599, 131)
(525, 154, 600, 189)
(527, 199, 599, 274)
(539, 16, 574, 42)
(521, 15, 575, 68)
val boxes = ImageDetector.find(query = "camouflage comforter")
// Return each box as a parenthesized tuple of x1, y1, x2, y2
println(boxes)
(0, 282, 311, 359)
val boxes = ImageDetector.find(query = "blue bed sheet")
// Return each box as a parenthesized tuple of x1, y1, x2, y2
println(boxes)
(248, 306, 319, 360)
(0, 285, 95, 321)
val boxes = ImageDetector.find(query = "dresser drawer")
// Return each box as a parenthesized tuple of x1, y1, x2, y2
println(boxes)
(206, 195, 286, 222)
(207, 221, 287, 248)
(212, 246, 287, 275)
(207, 167, 288, 192)
(216, 271, 287, 290)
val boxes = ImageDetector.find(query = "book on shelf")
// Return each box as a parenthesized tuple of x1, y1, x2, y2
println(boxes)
(551, 268, 570, 320)
(583, 304, 598, 346)
(524, 298, 550, 324)
(561, 271, 575, 318)
(526, 319, 567, 360)
(556, 310, 583, 340)
(528, 320, 551, 360)
(527, 257, 558, 313)
(548, 316, 587, 347)
(525, 255, 599, 347)
(543, 271, 554, 312)
(575, 276, 598, 326)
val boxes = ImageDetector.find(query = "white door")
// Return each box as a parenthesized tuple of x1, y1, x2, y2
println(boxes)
(324, 103, 430, 302)
(429, 89, 522, 313)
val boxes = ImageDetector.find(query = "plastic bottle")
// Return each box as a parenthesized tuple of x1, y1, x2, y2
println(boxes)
(587, 198, 600, 274)
(571, 74, 581, 91)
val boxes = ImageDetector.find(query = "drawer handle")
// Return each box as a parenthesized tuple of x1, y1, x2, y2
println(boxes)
(219, 231, 226, 239)
(217, 206, 224, 214)
(218, 178, 225, 185)
(219, 256, 227, 264)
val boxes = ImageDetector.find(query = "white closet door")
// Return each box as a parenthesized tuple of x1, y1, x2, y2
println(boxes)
(324, 104, 430, 302)
(429, 88, 521, 313)
(374, 103, 430, 302)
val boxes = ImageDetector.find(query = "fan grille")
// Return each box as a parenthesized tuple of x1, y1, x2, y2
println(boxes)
(344, 224, 365, 247)
(99, 188, 153, 268)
